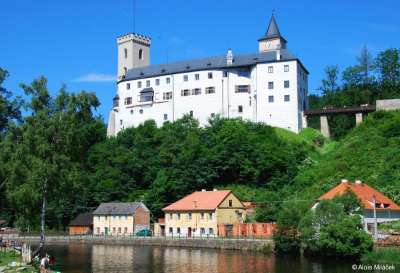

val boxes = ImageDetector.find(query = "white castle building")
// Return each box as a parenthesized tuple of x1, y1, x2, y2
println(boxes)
(107, 15, 308, 137)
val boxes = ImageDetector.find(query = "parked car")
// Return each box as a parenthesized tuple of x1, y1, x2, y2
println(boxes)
(136, 229, 151, 237)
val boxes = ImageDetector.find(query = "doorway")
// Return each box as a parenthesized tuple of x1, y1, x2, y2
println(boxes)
(188, 227, 192, 237)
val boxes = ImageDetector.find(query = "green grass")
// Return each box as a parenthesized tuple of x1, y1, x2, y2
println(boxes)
(361, 247, 400, 264)
(0, 250, 36, 272)
(379, 220, 400, 233)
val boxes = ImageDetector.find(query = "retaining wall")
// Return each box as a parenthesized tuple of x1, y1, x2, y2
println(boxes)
(3, 235, 274, 252)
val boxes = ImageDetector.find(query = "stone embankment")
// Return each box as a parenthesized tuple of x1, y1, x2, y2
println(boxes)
(4, 235, 274, 252)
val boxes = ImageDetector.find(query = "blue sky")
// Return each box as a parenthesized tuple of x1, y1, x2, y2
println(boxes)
(1, 0, 399, 120)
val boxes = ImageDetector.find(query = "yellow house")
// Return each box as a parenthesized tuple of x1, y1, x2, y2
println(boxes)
(162, 189, 245, 237)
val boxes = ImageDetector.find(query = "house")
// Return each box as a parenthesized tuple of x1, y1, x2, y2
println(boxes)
(69, 212, 93, 235)
(163, 189, 246, 237)
(93, 202, 150, 236)
(314, 179, 400, 233)
(107, 14, 309, 137)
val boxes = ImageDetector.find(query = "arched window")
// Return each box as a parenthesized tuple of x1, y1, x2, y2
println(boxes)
(124, 48, 128, 59)
(139, 49, 143, 60)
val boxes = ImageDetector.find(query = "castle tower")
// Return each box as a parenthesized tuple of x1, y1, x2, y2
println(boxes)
(117, 33, 151, 80)
(258, 14, 287, 53)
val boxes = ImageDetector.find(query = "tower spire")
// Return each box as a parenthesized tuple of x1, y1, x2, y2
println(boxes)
(258, 13, 287, 53)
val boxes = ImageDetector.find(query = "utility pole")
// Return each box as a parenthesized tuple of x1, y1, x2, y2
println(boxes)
(372, 194, 378, 241)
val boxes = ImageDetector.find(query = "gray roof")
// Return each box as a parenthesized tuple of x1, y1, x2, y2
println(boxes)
(258, 14, 286, 42)
(69, 212, 93, 226)
(121, 49, 300, 82)
(93, 202, 149, 215)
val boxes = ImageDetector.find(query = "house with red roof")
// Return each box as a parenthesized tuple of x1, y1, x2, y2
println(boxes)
(314, 179, 400, 233)
(162, 189, 246, 237)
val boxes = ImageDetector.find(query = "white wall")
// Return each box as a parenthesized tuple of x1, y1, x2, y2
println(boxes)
(112, 60, 307, 135)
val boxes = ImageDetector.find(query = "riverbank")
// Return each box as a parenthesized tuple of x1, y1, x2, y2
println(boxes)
(361, 247, 400, 265)
(4, 235, 274, 252)
(0, 250, 35, 273)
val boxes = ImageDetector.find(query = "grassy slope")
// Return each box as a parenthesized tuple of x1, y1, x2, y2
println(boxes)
(292, 110, 400, 204)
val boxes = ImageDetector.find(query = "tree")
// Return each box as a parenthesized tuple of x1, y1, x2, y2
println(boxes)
(374, 48, 400, 87)
(3, 77, 105, 235)
(320, 65, 340, 97)
(356, 45, 374, 85)
(0, 68, 22, 134)
(299, 198, 373, 257)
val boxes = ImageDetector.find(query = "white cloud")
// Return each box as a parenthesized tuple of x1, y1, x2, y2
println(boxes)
(73, 73, 116, 83)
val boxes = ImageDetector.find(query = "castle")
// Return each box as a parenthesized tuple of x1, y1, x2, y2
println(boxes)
(107, 15, 308, 136)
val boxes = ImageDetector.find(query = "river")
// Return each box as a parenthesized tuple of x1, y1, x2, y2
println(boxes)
(38, 243, 391, 273)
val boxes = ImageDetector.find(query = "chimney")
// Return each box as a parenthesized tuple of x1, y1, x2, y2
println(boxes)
(355, 180, 362, 185)
(341, 179, 348, 183)
(201, 189, 206, 192)
(226, 49, 233, 65)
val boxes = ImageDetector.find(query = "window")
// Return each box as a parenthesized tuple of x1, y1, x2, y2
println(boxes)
(163, 114, 168, 121)
(228, 200, 233, 207)
(268, 81, 274, 89)
(169, 227, 173, 234)
(192, 88, 201, 95)
(195, 74, 200, 80)
(139, 109, 143, 114)
(177, 227, 181, 234)
(189, 110, 193, 117)
(137, 81, 142, 88)
(125, 216, 128, 220)
(166, 77, 171, 84)
(183, 75, 188, 81)
(177, 213, 181, 220)
(205, 87, 215, 94)
(124, 67, 127, 75)
(268, 66, 273, 73)
(118, 227, 121, 233)
(120, 119, 123, 125)
(200, 228, 205, 235)
(223, 71, 228, 77)
(284, 95, 290, 102)
(209, 213, 213, 220)
(113, 227, 116, 233)
(181, 89, 190, 96)
(163, 92, 172, 100)
(139, 93, 153, 102)
(208, 72, 213, 79)
(268, 96, 274, 103)
(235, 85, 250, 93)
(188, 213, 192, 220)
(238, 105, 243, 113)
(155, 79, 160, 86)
(124, 227, 128, 234)
(284, 65, 289, 72)
(201, 213, 204, 220)
(97, 227, 100, 234)
(209, 228, 214, 235)
(146, 80, 150, 87)
(124, 48, 128, 59)
(139, 49, 143, 60)
(284, 80, 290, 88)
(130, 109, 134, 115)
(211, 113, 215, 117)
(127, 83, 131, 90)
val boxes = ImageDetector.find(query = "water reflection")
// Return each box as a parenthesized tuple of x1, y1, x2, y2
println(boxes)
(41, 243, 358, 273)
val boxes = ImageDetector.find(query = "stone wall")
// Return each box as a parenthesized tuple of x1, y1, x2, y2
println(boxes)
(5, 235, 274, 252)
(376, 99, 400, 111)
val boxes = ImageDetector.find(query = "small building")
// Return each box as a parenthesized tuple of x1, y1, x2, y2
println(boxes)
(314, 180, 400, 233)
(153, 218, 165, 237)
(163, 189, 246, 237)
(93, 202, 150, 236)
(69, 212, 93, 235)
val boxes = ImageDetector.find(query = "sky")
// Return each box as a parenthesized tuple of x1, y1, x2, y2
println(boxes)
(1, 0, 399, 120)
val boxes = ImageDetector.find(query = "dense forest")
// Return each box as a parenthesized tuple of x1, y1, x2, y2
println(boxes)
(0, 47, 399, 231)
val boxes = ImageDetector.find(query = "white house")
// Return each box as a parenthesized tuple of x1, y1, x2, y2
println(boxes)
(107, 14, 309, 137)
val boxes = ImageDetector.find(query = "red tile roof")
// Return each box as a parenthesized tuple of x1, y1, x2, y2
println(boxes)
(163, 190, 233, 211)
(318, 181, 400, 211)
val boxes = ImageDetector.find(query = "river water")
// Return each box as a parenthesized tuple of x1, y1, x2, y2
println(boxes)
(40, 243, 392, 273)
